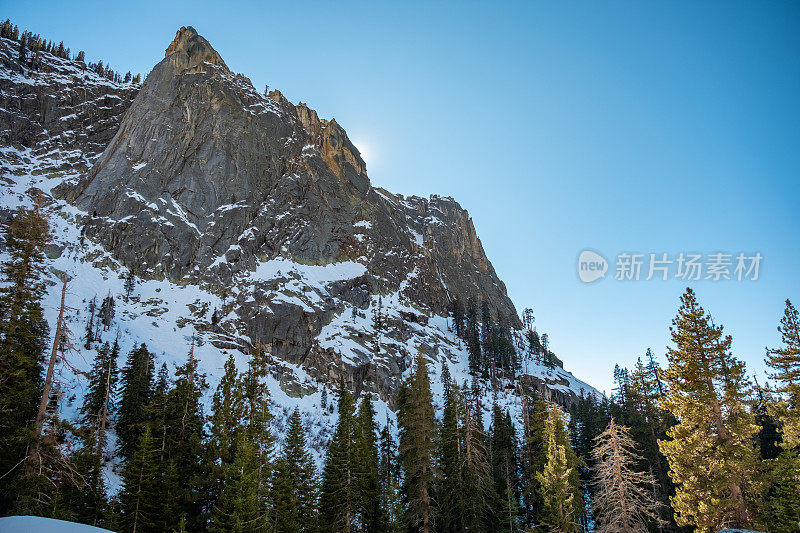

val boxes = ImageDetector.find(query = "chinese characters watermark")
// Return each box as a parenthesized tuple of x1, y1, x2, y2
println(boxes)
(578, 250, 762, 283)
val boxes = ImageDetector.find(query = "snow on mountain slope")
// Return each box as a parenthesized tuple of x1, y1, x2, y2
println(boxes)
(0, 27, 602, 493)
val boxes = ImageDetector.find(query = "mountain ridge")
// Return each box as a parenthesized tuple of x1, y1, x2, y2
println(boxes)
(0, 26, 600, 449)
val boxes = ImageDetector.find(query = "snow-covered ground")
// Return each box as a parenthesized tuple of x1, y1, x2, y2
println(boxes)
(0, 516, 114, 533)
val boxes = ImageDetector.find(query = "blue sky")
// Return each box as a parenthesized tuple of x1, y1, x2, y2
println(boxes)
(6, 1, 799, 393)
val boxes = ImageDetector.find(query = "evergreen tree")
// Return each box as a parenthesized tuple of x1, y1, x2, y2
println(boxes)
(490, 405, 521, 532)
(321, 383, 358, 532)
(18, 32, 27, 64)
(80, 341, 118, 447)
(72, 340, 119, 524)
(211, 354, 244, 472)
(398, 355, 436, 532)
(378, 423, 403, 533)
(69, 430, 108, 527)
(536, 404, 581, 533)
(466, 299, 482, 375)
(147, 363, 170, 461)
(0, 203, 51, 513)
(271, 457, 301, 533)
(439, 383, 465, 533)
(210, 435, 265, 532)
(519, 388, 547, 528)
(239, 344, 274, 510)
(766, 298, 800, 448)
(354, 397, 382, 532)
(120, 426, 159, 533)
(124, 270, 135, 302)
(277, 409, 319, 532)
(117, 343, 154, 461)
(99, 293, 115, 331)
(461, 401, 495, 532)
(84, 296, 97, 348)
(659, 288, 761, 531)
(163, 340, 209, 531)
(590, 418, 664, 532)
(757, 449, 800, 532)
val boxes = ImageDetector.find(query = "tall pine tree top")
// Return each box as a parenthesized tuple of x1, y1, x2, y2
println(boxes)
(660, 288, 760, 531)
(766, 298, 800, 448)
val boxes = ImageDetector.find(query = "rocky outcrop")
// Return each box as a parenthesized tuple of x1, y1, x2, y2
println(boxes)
(2, 27, 579, 407)
(0, 36, 138, 174)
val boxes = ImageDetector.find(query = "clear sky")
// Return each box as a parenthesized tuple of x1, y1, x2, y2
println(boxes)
(5, 1, 799, 393)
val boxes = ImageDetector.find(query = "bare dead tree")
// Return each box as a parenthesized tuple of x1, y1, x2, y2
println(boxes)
(590, 418, 665, 533)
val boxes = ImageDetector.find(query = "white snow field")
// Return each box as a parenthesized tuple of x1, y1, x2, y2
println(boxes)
(0, 516, 114, 533)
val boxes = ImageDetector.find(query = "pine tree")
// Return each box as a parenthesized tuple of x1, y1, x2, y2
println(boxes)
(590, 419, 664, 532)
(117, 343, 154, 461)
(0, 203, 51, 513)
(271, 457, 301, 533)
(84, 296, 97, 348)
(439, 383, 465, 533)
(163, 339, 209, 531)
(626, 355, 672, 517)
(659, 288, 761, 531)
(147, 363, 170, 462)
(81, 341, 118, 448)
(124, 270, 135, 302)
(490, 405, 521, 532)
(18, 32, 27, 64)
(536, 404, 581, 533)
(99, 293, 115, 331)
(240, 344, 274, 510)
(398, 355, 436, 532)
(120, 426, 159, 533)
(277, 409, 319, 532)
(519, 388, 547, 528)
(354, 397, 382, 532)
(210, 435, 265, 532)
(461, 401, 495, 532)
(378, 423, 403, 532)
(321, 383, 358, 532)
(211, 354, 244, 471)
(72, 340, 119, 524)
(70, 430, 108, 526)
(757, 449, 800, 532)
(766, 298, 800, 448)
(209, 355, 242, 526)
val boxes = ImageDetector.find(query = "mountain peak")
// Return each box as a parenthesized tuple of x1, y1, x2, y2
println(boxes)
(165, 26, 228, 73)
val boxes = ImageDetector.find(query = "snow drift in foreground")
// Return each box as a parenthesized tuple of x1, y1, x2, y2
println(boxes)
(0, 516, 114, 533)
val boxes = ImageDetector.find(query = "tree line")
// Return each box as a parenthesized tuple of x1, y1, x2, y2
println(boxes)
(1, 203, 799, 532)
(1, 18, 141, 83)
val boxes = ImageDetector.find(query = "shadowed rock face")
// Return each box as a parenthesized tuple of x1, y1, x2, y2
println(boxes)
(0, 36, 138, 172)
(41, 27, 522, 401)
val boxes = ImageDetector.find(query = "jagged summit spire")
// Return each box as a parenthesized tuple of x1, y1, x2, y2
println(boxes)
(165, 26, 228, 73)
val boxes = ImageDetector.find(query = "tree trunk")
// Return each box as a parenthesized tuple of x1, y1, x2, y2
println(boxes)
(33, 273, 67, 442)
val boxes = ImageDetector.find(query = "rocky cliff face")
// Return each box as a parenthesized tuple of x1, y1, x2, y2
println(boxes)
(0, 38, 138, 175)
(55, 27, 525, 401)
(0, 28, 598, 423)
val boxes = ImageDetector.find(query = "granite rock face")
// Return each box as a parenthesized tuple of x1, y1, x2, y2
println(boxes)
(54, 27, 521, 400)
(0, 36, 138, 174)
(1, 29, 599, 408)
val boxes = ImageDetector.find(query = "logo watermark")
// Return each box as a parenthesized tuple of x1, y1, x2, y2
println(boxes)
(577, 250, 608, 283)
(577, 250, 762, 283)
